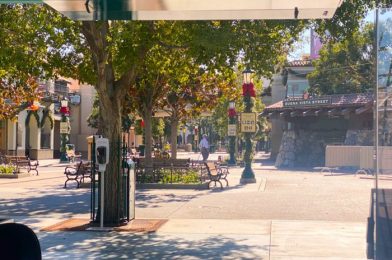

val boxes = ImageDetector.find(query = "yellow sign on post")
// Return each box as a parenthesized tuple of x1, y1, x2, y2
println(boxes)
(240, 113, 257, 133)
(60, 122, 70, 134)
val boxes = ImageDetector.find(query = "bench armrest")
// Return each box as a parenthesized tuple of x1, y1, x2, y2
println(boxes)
(29, 160, 39, 166)
(64, 166, 78, 175)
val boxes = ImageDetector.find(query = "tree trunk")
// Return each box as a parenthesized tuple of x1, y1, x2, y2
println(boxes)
(81, 21, 142, 226)
(143, 107, 153, 168)
(170, 116, 178, 159)
(99, 87, 124, 226)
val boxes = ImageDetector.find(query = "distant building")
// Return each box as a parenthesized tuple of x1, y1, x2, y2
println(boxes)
(0, 78, 95, 159)
(262, 93, 373, 167)
(269, 59, 314, 159)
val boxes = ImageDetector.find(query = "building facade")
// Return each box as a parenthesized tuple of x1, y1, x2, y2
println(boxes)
(0, 79, 96, 159)
(269, 59, 314, 159)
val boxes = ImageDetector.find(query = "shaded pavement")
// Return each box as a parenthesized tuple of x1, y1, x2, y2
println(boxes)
(0, 152, 382, 259)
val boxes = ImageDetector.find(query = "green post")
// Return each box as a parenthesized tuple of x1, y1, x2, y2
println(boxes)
(240, 68, 256, 184)
(59, 113, 70, 163)
(59, 98, 70, 163)
(228, 101, 237, 165)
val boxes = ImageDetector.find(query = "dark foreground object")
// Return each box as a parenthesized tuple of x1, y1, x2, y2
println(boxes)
(367, 189, 392, 260)
(0, 223, 42, 260)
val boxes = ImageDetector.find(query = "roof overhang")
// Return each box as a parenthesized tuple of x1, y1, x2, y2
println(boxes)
(28, 0, 344, 21)
(261, 93, 374, 118)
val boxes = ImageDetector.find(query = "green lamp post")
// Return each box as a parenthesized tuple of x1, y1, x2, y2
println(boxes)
(59, 98, 70, 163)
(228, 101, 237, 165)
(240, 68, 256, 184)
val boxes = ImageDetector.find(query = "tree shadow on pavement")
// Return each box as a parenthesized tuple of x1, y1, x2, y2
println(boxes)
(39, 231, 268, 259)
(0, 189, 90, 217)
(136, 191, 204, 208)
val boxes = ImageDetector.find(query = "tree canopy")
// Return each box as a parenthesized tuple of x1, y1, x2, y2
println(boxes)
(308, 24, 375, 95)
(0, 1, 380, 224)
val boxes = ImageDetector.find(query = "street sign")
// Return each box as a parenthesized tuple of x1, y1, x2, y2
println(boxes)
(283, 97, 332, 107)
(60, 122, 70, 134)
(228, 124, 236, 136)
(240, 113, 257, 133)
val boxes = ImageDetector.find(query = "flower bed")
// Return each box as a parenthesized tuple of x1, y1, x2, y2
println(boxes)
(0, 164, 17, 175)
(136, 168, 209, 189)
(0, 164, 30, 178)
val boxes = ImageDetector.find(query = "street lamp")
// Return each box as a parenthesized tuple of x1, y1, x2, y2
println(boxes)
(228, 101, 237, 165)
(243, 68, 253, 84)
(240, 68, 256, 184)
(59, 98, 70, 163)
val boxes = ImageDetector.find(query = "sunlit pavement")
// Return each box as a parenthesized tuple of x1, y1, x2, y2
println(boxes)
(0, 152, 379, 259)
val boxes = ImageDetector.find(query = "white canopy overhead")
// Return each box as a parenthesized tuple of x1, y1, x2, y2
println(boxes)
(43, 0, 344, 21)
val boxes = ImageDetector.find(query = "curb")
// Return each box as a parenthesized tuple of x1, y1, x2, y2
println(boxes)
(137, 183, 209, 190)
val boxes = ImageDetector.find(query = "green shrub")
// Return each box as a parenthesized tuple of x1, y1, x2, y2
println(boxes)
(159, 169, 200, 184)
(0, 164, 17, 174)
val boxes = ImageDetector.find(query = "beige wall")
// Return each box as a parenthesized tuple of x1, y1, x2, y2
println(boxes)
(270, 73, 286, 158)
(68, 83, 96, 157)
(325, 145, 362, 167)
(80, 84, 96, 134)
(6, 120, 16, 152)
(326, 145, 392, 171)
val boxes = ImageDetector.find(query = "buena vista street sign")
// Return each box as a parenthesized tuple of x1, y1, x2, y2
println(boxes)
(283, 97, 332, 107)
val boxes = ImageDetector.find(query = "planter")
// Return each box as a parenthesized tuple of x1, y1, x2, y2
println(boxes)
(137, 183, 208, 190)
(0, 173, 31, 179)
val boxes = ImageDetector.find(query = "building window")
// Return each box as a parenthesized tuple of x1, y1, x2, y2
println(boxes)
(286, 80, 310, 98)
(40, 120, 51, 149)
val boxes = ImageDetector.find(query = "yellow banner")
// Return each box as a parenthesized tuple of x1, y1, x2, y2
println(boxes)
(240, 113, 257, 133)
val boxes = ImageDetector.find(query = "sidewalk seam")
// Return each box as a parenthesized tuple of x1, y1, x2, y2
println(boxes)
(258, 177, 267, 192)
(269, 220, 272, 260)
(164, 198, 192, 218)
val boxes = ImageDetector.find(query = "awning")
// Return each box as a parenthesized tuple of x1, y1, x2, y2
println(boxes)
(260, 93, 374, 118)
(30, 0, 344, 21)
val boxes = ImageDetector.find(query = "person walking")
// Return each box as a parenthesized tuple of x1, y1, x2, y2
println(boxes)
(199, 134, 210, 162)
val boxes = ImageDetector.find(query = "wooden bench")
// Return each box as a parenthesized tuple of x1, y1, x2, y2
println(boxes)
(64, 161, 92, 188)
(355, 168, 373, 176)
(314, 166, 339, 175)
(4, 155, 39, 175)
(203, 162, 230, 189)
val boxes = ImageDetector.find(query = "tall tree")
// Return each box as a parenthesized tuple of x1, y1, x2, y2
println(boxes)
(1, 5, 309, 225)
(163, 69, 237, 159)
(308, 24, 375, 95)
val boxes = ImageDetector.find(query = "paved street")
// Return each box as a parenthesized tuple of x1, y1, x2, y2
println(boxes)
(0, 152, 381, 259)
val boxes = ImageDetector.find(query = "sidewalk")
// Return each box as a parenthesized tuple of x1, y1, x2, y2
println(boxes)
(0, 152, 374, 259)
(19, 218, 362, 259)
